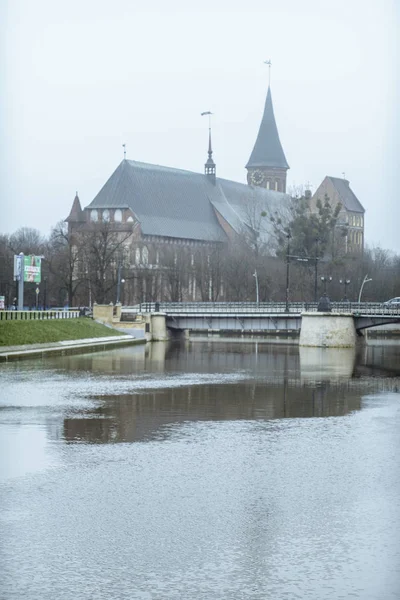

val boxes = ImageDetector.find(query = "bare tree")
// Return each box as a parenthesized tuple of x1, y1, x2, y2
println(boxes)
(83, 221, 133, 304)
(47, 221, 87, 307)
(9, 227, 46, 256)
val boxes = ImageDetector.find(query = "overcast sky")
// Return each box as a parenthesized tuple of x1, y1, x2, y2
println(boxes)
(1, 0, 399, 252)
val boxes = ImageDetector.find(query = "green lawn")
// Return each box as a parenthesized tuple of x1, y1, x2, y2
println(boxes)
(0, 318, 121, 347)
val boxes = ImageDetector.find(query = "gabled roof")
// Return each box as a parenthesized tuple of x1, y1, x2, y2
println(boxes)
(246, 86, 289, 170)
(65, 193, 85, 222)
(212, 178, 290, 243)
(86, 160, 227, 242)
(85, 160, 288, 243)
(326, 176, 365, 213)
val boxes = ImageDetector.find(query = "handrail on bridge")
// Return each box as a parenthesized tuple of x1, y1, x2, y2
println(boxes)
(121, 302, 400, 317)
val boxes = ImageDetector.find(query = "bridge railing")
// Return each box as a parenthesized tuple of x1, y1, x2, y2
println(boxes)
(133, 302, 310, 314)
(121, 302, 400, 317)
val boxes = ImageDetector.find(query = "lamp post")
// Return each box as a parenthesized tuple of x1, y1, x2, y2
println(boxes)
(320, 275, 332, 295)
(358, 275, 372, 303)
(314, 238, 319, 302)
(253, 270, 259, 304)
(339, 278, 351, 301)
(285, 231, 291, 312)
(116, 264, 125, 304)
(43, 276, 48, 310)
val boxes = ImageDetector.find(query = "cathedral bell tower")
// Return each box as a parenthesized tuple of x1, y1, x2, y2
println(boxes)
(246, 71, 289, 192)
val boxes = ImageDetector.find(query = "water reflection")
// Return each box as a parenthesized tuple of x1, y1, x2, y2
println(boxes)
(299, 346, 356, 382)
(1, 339, 400, 600)
(44, 339, 398, 444)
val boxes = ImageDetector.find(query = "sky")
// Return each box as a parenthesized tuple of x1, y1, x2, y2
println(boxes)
(1, 0, 399, 252)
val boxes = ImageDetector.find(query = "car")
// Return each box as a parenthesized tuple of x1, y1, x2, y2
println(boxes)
(382, 297, 400, 307)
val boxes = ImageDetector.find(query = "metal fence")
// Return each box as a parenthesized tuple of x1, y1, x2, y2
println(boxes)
(0, 310, 81, 321)
(122, 301, 400, 317)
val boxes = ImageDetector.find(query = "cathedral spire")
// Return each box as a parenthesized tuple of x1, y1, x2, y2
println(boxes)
(202, 111, 216, 183)
(246, 77, 289, 192)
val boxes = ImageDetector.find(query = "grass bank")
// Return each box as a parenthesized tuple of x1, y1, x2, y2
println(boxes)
(0, 318, 121, 347)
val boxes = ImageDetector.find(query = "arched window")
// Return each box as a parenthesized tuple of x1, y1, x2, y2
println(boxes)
(114, 209, 122, 222)
(266, 180, 270, 190)
(275, 180, 279, 191)
(127, 216, 134, 223)
(142, 246, 149, 265)
(103, 209, 110, 222)
(135, 248, 141, 265)
(90, 209, 98, 222)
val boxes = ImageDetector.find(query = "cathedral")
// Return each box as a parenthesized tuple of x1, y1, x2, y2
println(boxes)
(67, 81, 291, 247)
(66, 75, 365, 302)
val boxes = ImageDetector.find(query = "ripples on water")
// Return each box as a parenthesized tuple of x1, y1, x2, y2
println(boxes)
(0, 340, 400, 599)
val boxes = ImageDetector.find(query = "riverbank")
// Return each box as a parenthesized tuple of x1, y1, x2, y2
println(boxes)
(0, 318, 144, 361)
(0, 317, 124, 346)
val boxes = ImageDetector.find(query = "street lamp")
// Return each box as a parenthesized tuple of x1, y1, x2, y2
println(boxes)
(285, 231, 291, 312)
(320, 275, 332, 295)
(35, 286, 40, 309)
(314, 238, 319, 302)
(253, 270, 259, 304)
(116, 263, 125, 304)
(43, 276, 48, 310)
(339, 278, 351, 301)
(358, 275, 372, 303)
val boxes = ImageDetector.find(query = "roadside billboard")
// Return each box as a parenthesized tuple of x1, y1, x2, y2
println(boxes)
(23, 255, 42, 284)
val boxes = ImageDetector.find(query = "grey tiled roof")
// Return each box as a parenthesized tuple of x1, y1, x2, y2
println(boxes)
(85, 160, 289, 243)
(246, 86, 289, 170)
(87, 160, 226, 242)
(328, 177, 365, 213)
(213, 178, 290, 242)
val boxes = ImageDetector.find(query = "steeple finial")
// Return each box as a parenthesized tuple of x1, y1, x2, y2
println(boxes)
(201, 111, 216, 183)
(122, 143, 126, 159)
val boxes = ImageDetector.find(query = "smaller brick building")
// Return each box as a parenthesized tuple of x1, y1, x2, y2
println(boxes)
(310, 176, 365, 255)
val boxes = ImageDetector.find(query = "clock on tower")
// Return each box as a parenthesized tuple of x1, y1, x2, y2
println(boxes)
(249, 169, 267, 186)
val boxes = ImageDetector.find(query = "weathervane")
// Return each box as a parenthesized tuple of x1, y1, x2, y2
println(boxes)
(342, 171, 346, 180)
(201, 111, 213, 129)
(264, 59, 272, 86)
(122, 143, 126, 159)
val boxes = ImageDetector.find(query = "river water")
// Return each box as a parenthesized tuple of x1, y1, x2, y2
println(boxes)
(1, 338, 399, 600)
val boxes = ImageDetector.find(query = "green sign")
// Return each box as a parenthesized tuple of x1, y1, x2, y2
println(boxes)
(24, 255, 41, 284)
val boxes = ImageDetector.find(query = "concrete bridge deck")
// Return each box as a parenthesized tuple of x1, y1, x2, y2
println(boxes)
(122, 302, 400, 335)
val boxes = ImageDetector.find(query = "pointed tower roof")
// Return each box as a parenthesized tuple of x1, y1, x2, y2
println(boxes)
(65, 192, 85, 222)
(246, 86, 289, 169)
(204, 127, 216, 182)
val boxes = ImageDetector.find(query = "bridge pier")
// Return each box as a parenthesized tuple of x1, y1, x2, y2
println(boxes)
(300, 312, 356, 347)
(150, 313, 169, 342)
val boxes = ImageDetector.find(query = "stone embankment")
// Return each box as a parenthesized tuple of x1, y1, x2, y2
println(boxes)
(0, 335, 144, 362)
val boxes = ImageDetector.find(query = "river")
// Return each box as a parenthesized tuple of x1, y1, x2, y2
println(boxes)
(1, 338, 399, 599)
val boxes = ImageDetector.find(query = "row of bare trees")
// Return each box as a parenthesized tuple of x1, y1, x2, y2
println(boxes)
(1, 196, 399, 308)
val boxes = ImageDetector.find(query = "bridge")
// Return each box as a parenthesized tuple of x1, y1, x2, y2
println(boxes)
(122, 302, 400, 335)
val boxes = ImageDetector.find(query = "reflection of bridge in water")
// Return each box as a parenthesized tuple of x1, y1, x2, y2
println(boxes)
(57, 340, 400, 445)
(125, 302, 400, 334)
